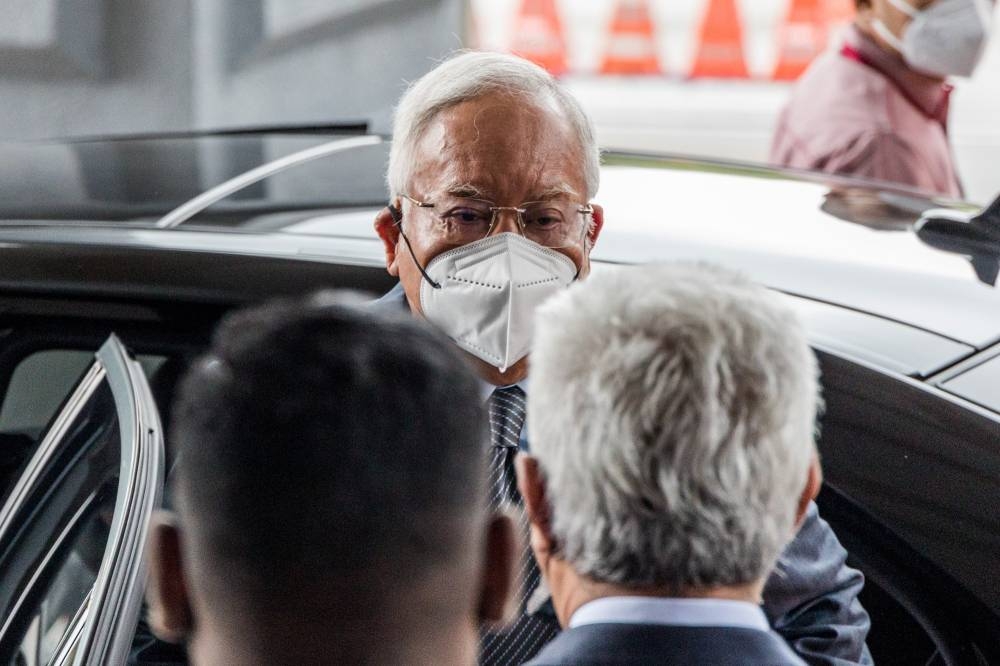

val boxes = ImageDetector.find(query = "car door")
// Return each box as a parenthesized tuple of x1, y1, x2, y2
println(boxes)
(814, 350, 1000, 666)
(0, 334, 164, 666)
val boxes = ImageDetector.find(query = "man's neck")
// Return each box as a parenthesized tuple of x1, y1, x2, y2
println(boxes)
(472, 353, 529, 386)
(189, 615, 478, 666)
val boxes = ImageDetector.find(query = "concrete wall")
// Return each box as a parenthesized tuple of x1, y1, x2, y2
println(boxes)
(0, 0, 465, 140)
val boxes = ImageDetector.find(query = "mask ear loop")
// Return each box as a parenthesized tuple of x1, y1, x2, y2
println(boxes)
(388, 203, 442, 289)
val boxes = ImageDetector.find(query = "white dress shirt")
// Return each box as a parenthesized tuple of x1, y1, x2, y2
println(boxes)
(480, 378, 530, 402)
(569, 596, 771, 632)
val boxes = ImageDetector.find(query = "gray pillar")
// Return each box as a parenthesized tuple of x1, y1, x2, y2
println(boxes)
(0, 0, 464, 140)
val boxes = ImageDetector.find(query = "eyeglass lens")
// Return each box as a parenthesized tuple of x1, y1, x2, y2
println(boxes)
(431, 198, 589, 248)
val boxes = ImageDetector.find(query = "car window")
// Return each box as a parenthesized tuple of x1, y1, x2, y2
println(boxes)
(0, 350, 93, 439)
(11, 379, 117, 665)
(0, 349, 165, 504)
(0, 336, 165, 666)
(0, 366, 115, 664)
(178, 137, 390, 230)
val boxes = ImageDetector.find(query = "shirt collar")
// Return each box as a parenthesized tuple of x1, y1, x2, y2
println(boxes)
(480, 377, 530, 402)
(569, 596, 770, 632)
(844, 24, 952, 123)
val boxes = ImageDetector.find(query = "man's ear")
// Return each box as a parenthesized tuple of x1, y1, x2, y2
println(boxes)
(515, 454, 556, 570)
(586, 204, 605, 250)
(795, 456, 823, 529)
(374, 206, 402, 277)
(477, 513, 518, 626)
(146, 511, 194, 644)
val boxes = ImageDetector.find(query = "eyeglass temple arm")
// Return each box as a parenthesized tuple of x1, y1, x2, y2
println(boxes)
(387, 203, 442, 290)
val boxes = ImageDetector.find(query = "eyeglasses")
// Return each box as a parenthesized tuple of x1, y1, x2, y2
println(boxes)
(398, 193, 594, 249)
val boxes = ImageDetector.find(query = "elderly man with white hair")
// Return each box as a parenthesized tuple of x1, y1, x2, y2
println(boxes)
(372, 51, 870, 665)
(517, 263, 823, 665)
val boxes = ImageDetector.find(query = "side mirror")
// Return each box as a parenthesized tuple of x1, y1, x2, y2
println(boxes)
(915, 194, 1000, 286)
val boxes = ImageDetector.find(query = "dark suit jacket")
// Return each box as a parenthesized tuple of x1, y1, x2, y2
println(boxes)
(372, 284, 872, 665)
(524, 623, 806, 666)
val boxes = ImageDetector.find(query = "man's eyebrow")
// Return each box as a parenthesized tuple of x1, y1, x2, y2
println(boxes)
(446, 183, 485, 198)
(533, 184, 579, 201)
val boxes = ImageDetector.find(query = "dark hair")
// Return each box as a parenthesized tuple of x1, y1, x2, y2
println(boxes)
(171, 292, 487, 620)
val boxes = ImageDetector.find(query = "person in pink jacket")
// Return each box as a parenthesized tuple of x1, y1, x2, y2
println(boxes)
(771, 0, 994, 198)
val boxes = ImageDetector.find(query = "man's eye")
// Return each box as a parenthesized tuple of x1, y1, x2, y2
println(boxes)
(525, 209, 564, 227)
(446, 209, 491, 224)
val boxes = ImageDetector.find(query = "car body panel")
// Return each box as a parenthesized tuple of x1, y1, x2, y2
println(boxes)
(594, 161, 1000, 349)
(0, 228, 395, 306)
(816, 351, 1000, 617)
(939, 350, 1000, 413)
(784, 297, 975, 378)
(0, 221, 981, 380)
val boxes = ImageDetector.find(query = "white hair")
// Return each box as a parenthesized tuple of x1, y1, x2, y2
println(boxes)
(527, 263, 821, 590)
(387, 51, 600, 200)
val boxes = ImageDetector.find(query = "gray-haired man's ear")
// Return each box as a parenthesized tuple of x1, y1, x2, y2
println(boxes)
(515, 454, 557, 574)
(477, 513, 518, 626)
(146, 511, 194, 644)
(795, 456, 824, 530)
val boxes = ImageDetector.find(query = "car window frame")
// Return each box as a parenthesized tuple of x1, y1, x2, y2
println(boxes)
(0, 334, 164, 666)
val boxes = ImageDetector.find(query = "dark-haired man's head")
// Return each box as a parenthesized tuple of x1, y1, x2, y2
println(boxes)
(146, 293, 516, 666)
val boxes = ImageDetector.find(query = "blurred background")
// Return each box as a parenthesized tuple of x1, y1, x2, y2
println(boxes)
(2, 0, 998, 202)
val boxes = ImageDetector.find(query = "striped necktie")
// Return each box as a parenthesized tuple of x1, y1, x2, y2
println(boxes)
(480, 386, 560, 665)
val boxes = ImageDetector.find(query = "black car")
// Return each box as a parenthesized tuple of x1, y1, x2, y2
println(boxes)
(0, 130, 998, 665)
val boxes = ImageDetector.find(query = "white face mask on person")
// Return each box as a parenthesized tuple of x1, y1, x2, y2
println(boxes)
(872, 0, 994, 78)
(419, 233, 577, 372)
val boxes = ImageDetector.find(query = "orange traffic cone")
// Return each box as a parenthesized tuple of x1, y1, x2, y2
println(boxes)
(690, 0, 749, 79)
(510, 0, 568, 76)
(772, 0, 828, 81)
(824, 0, 856, 24)
(600, 0, 662, 75)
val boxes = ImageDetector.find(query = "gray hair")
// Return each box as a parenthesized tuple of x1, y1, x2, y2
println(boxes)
(387, 51, 600, 200)
(527, 263, 820, 590)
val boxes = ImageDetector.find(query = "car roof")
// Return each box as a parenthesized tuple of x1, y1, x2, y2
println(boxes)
(592, 155, 1000, 350)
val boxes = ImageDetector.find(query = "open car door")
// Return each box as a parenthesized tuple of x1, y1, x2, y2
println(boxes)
(0, 335, 165, 665)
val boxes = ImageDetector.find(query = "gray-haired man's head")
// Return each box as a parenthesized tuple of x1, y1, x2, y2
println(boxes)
(387, 50, 601, 201)
(518, 263, 822, 620)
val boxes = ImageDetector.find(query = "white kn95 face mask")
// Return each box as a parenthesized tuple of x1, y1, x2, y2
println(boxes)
(874, 0, 993, 78)
(419, 233, 577, 372)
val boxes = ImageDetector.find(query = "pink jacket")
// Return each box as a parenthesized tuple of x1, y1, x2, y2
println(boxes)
(770, 25, 962, 198)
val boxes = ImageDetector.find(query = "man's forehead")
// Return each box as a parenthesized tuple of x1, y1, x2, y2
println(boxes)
(431, 94, 572, 142)
(408, 94, 587, 200)
(444, 182, 580, 201)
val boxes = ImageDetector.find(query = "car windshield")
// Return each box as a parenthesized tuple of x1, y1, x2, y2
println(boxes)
(0, 134, 387, 224)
